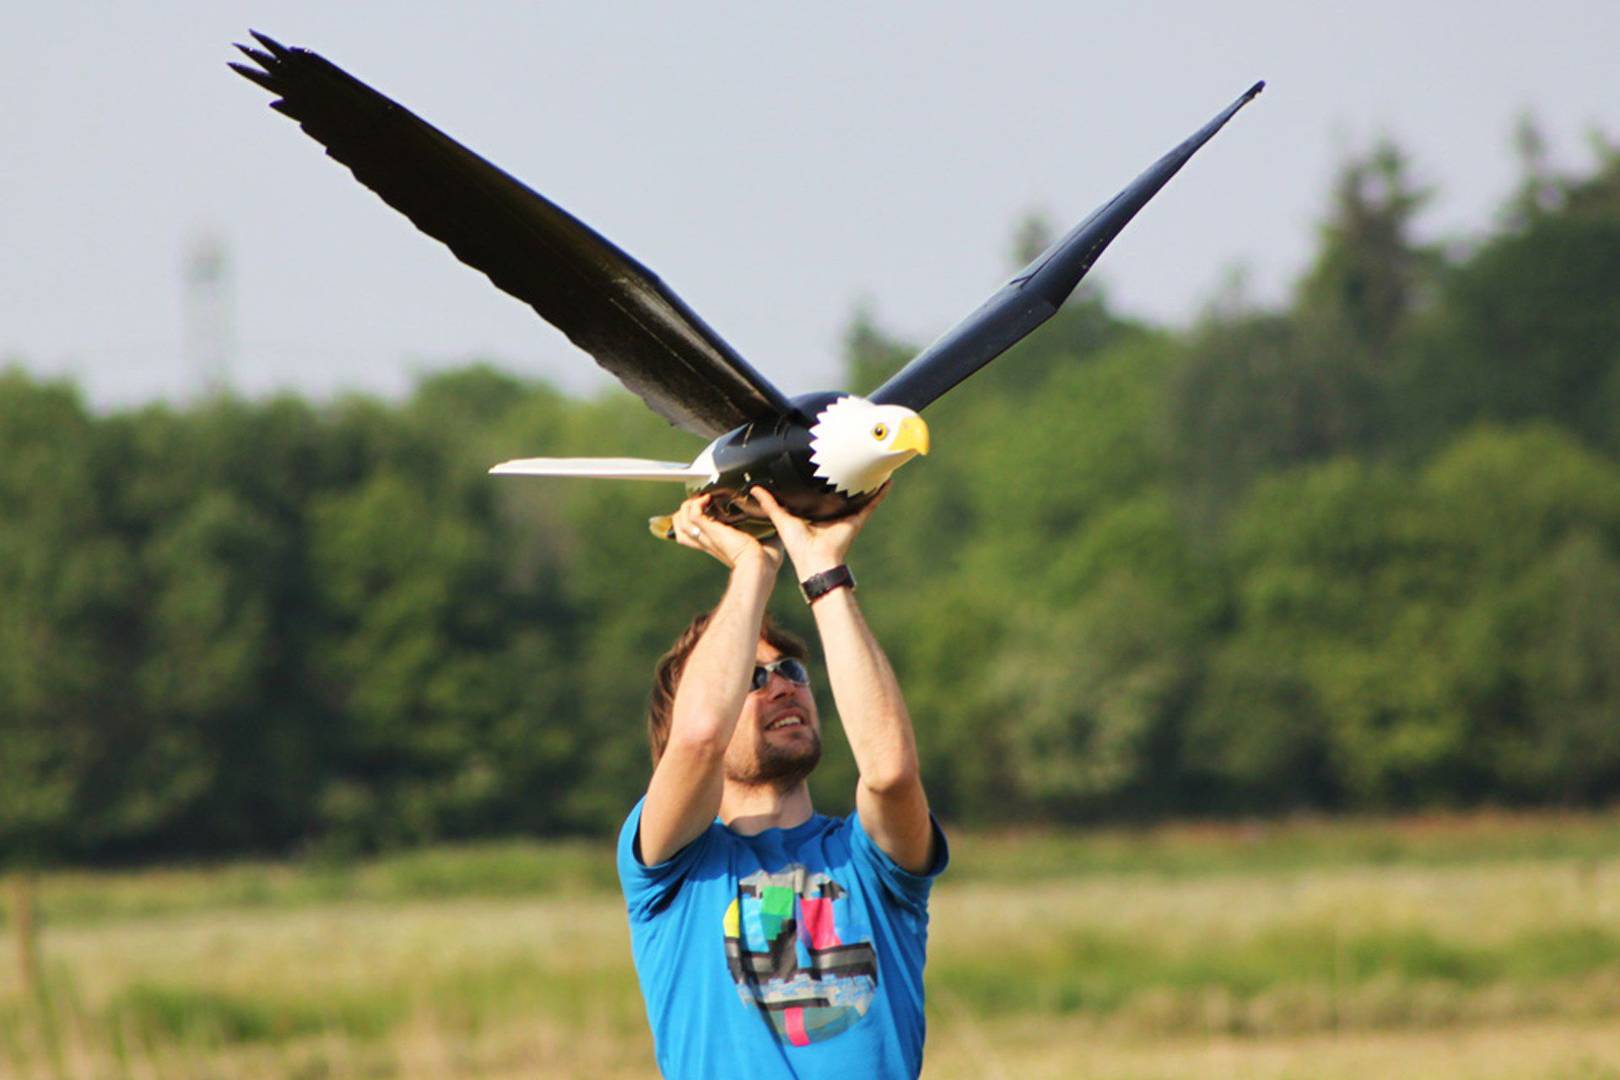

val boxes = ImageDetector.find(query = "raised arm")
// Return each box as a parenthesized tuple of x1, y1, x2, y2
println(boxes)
(638, 496, 783, 865)
(752, 488, 936, 874)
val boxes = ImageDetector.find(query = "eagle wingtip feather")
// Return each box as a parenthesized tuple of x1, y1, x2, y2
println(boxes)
(234, 44, 277, 68)
(248, 30, 290, 58)
(228, 61, 278, 93)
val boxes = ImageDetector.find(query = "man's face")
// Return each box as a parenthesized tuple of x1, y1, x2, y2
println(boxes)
(723, 643, 822, 788)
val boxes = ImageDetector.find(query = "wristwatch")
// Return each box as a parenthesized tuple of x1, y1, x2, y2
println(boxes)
(799, 565, 856, 605)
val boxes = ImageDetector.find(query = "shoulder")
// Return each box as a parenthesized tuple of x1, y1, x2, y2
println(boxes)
(617, 798, 733, 918)
(845, 810, 950, 918)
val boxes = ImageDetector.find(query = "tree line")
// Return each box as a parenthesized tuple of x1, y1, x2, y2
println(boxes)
(3, 134, 1619, 862)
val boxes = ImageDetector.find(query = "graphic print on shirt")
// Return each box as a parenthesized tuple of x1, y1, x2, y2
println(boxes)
(722, 865, 877, 1047)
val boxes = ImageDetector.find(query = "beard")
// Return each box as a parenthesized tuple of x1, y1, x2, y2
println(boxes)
(725, 727, 823, 789)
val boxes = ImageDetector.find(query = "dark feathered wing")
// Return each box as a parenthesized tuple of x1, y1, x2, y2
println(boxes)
(230, 31, 794, 439)
(870, 81, 1265, 412)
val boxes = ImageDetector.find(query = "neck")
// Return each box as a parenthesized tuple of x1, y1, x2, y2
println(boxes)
(720, 780, 814, 836)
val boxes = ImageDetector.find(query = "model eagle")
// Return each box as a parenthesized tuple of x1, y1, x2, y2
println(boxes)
(232, 31, 1262, 538)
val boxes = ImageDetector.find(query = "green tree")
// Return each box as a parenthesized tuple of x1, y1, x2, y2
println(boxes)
(1173, 143, 1436, 517)
(0, 373, 143, 998)
(992, 572, 1201, 818)
(1409, 145, 1620, 451)
(1216, 459, 1474, 806)
(1296, 141, 1434, 355)
(0, 373, 144, 858)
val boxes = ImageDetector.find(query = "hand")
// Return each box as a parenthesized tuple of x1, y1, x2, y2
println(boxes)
(671, 494, 784, 573)
(750, 485, 889, 579)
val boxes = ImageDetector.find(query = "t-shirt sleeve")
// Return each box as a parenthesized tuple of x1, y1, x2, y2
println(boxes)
(616, 796, 715, 919)
(848, 810, 949, 920)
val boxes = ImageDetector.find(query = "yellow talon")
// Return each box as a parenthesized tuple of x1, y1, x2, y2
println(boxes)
(648, 515, 676, 540)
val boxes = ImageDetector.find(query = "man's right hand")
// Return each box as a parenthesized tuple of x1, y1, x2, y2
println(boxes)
(750, 484, 887, 581)
(671, 494, 785, 574)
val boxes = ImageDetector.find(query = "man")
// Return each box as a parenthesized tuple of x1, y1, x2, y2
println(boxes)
(617, 485, 947, 1079)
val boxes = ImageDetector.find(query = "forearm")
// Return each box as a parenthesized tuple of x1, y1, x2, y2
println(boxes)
(812, 585, 934, 872)
(640, 552, 776, 864)
(810, 588, 918, 791)
(752, 483, 934, 871)
(669, 554, 777, 747)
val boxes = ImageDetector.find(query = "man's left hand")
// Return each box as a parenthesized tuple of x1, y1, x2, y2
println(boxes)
(749, 485, 889, 579)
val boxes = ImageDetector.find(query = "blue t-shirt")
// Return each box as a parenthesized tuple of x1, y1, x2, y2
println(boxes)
(617, 799, 948, 1079)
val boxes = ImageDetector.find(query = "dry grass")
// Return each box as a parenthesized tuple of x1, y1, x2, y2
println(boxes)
(925, 1016, 1620, 1079)
(5, 814, 1620, 1077)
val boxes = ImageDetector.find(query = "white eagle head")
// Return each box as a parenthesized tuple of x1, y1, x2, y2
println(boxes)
(808, 396, 930, 496)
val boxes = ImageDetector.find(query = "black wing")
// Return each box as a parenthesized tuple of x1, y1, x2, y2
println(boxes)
(230, 32, 795, 438)
(870, 82, 1265, 412)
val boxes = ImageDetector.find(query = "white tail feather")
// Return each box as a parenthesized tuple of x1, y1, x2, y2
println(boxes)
(488, 456, 708, 482)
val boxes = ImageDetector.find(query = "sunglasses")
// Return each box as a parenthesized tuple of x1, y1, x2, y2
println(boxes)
(751, 657, 810, 692)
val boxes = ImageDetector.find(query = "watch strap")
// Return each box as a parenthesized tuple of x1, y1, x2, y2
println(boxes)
(799, 564, 856, 604)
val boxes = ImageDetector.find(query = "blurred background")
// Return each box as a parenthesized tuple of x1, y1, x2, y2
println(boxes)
(4, 3, 1620, 1077)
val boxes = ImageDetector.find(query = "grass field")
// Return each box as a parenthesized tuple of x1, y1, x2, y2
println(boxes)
(4, 811, 1620, 1078)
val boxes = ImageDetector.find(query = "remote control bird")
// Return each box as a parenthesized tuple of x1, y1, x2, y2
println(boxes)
(231, 32, 1261, 537)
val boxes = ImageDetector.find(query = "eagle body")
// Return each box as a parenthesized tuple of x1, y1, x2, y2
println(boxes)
(702, 396, 867, 526)
(686, 393, 927, 532)
(231, 31, 1262, 538)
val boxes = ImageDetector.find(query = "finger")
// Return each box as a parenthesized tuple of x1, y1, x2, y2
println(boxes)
(749, 486, 793, 526)
(672, 506, 704, 546)
(685, 496, 717, 523)
(694, 494, 736, 534)
(687, 507, 757, 566)
(685, 508, 725, 548)
(697, 497, 755, 540)
(670, 505, 709, 551)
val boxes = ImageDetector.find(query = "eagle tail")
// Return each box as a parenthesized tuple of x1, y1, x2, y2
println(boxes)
(488, 457, 709, 482)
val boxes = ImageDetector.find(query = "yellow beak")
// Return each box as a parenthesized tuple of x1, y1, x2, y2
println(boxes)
(891, 415, 931, 456)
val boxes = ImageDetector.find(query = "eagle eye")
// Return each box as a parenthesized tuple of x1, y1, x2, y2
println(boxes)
(871, 423, 888, 441)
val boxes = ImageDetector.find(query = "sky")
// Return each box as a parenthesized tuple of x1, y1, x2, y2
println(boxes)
(4, 2, 1618, 409)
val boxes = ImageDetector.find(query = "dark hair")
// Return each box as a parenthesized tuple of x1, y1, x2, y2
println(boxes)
(647, 611, 809, 767)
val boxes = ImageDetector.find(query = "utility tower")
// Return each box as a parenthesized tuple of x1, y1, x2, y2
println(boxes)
(182, 233, 235, 397)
